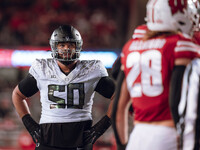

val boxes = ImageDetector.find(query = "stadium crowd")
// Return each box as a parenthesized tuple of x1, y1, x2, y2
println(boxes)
(0, 0, 118, 48)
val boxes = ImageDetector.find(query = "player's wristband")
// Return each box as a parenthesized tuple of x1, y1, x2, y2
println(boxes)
(93, 115, 111, 134)
(83, 115, 111, 144)
(22, 114, 40, 144)
(22, 114, 39, 132)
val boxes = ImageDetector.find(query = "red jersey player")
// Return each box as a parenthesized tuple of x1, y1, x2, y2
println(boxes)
(111, 0, 200, 150)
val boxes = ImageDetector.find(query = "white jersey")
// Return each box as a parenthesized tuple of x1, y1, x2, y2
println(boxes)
(29, 59, 108, 124)
(178, 58, 200, 150)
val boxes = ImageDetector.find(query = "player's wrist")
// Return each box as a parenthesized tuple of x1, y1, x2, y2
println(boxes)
(22, 114, 39, 132)
(83, 115, 111, 145)
(92, 115, 111, 137)
(22, 114, 41, 144)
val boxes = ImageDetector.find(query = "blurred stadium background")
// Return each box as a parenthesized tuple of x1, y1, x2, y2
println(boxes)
(0, 0, 147, 149)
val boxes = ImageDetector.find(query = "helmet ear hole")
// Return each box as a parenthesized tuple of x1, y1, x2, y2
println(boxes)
(178, 21, 185, 25)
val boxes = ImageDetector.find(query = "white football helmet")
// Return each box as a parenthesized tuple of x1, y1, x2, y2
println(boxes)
(146, 0, 200, 35)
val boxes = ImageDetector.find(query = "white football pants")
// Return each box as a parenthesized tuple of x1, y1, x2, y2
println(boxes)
(126, 123, 178, 150)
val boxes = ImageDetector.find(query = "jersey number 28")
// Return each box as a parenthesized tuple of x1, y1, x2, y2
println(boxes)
(126, 50, 163, 97)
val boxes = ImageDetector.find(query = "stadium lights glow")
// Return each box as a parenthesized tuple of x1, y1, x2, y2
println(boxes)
(9, 50, 118, 68)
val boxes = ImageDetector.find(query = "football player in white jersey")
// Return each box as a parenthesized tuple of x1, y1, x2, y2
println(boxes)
(177, 58, 200, 150)
(176, 22, 200, 150)
(12, 25, 115, 150)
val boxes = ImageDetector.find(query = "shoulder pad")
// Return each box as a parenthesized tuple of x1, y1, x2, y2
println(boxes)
(132, 24, 148, 39)
(29, 58, 55, 79)
(78, 60, 108, 77)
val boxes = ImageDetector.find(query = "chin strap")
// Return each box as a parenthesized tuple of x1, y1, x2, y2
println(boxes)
(59, 60, 75, 66)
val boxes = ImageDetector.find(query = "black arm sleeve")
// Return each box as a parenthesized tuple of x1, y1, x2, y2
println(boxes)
(94, 76, 115, 99)
(111, 56, 121, 80)
(18, 73, 39, 97)
(169, 65, 186, 126)
(111, 70, 126, 147)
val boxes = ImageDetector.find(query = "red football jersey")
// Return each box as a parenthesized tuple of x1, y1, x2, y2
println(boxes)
(193, 31, 200, 45)
(121, 25, 198, 121)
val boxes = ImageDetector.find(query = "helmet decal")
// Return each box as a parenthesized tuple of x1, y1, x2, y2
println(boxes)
(168, 0, 187, 15)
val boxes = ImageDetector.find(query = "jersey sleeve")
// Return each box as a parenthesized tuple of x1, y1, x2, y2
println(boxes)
(29, 59, 47, 90)
(193, 31, 200, 45)
(174, 39, 199, 59)
(132, 24, 147, 40)
(29, 59, 42, 79)
(97, 60, 108, 77)
(89, 60, 109, 95)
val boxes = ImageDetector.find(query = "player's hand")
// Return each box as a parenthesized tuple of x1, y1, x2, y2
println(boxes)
(83, 127, 100, 144)
(83, 115, 111, 145)
(22, 114, 41, 147)
(30, 127, 41, 147)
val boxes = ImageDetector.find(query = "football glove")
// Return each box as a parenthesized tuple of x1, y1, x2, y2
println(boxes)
(83, 115, 111, 145)
(22, 114, 41, 147)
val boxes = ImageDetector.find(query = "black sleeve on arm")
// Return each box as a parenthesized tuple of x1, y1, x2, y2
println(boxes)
(18, 73, 39, 97)
(111, 56, 121, 80)
(94, 76, 115, 99)
(111, 70, 126, 149)
(169, 65, 186, 126)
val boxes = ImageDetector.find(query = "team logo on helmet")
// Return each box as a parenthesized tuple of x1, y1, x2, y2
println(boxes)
(168, 0, 187, 15)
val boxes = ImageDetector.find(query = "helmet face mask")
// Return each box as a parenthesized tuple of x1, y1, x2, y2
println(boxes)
(146, 0, 200, 35)
(49, 25, 83, 62)
(56, 42, 80, 61)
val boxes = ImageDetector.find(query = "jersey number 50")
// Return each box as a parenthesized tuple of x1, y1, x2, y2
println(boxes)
(48, 83, 85, 109)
